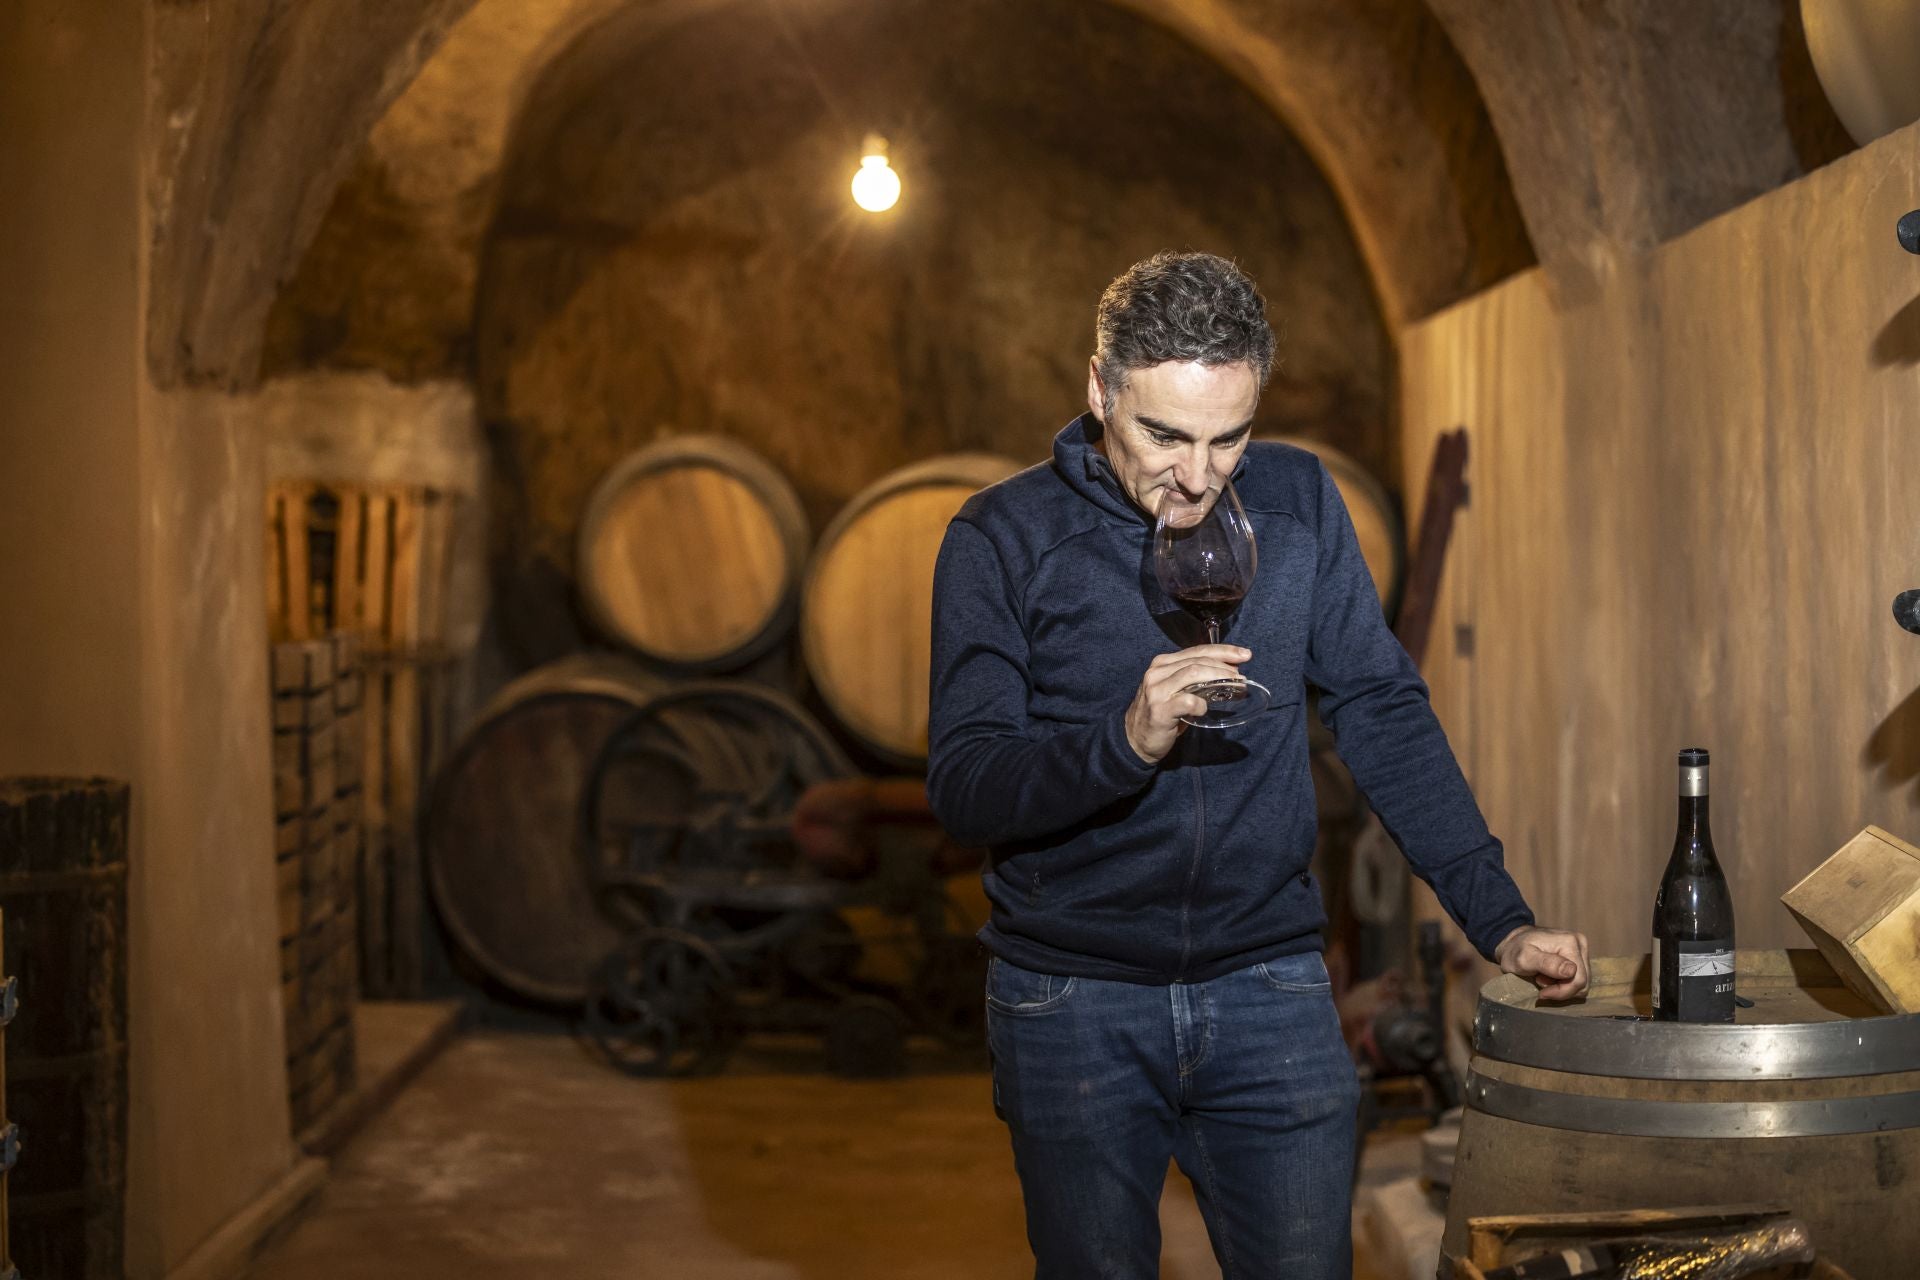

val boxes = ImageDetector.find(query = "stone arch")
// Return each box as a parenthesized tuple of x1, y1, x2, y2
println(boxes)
(162, 0, 1539, 389)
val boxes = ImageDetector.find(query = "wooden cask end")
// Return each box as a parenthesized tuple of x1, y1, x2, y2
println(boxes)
(1275, 436, 1404, 615)
(424, 654, 669, 1004)
(1444, 950, 1920, 1280)
(577, 436, 809, 671)
(802, 454, 1021, 762)
(0, 777, 129, 1280)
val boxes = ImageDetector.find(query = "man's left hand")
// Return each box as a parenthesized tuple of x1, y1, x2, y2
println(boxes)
(1494, 925, 1589, 1002)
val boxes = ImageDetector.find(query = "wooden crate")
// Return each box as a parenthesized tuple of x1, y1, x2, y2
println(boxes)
(267, 482, 463, 999)
(1454, 1205, 1854, 1279)
(270, 634, 364, 1136)
(1783, 825, 1920, 1014)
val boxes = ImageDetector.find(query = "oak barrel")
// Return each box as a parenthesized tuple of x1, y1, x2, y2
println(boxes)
(0, 777, 129, 1280)
(1444, 950, 1920, 1280)
(1275, 436, 1403, 614)
(577, 436, 810, 671)
(801, 454, 1021, 762)
(425, 654, 667, 1004)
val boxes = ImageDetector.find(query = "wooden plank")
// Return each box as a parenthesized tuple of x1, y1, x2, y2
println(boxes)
(417, 490, 452, 650)
(359, 493, 396, 993)
(283, 484, 313, 642)
(1458, 1204, 1852, 1280)
(389, 488, 424, 652)
(266, 486, 289, 643)
(387, 661, 423, 993)
(361, 489, 395, 648)
(333, 488, 365, 637)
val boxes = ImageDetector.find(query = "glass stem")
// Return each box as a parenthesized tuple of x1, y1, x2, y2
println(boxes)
(1206, 620, 1220, 645)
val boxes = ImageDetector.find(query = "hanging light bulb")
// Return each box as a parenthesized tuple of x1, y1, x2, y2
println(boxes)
(851, 133, 901, 213)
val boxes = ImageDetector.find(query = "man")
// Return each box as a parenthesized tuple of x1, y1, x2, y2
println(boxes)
(926, 251, 1587, 1279)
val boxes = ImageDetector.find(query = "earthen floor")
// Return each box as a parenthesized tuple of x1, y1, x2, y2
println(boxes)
(246, 1029, 1391, 1279)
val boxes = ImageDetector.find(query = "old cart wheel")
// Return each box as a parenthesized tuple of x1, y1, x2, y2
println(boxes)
(584, 929, 738, 1077)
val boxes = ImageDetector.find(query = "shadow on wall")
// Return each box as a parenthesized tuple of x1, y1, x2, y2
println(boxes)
(1864, 683, 1920, 798)
(1871, 294, 1920, 368)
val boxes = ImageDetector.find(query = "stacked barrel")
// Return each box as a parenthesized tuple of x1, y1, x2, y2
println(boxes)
(270, 635, 360, 1134)
(426, 432, 1403, 1005)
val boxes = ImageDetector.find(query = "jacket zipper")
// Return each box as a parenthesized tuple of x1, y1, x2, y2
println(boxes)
(1178, 736, 1206, 978)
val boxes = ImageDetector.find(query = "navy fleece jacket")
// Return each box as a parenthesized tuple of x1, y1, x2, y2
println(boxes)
(926, 414, 1533, 984)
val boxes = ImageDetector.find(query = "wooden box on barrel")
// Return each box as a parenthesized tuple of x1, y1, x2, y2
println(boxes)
(1783, 825, 1920, 1014)
(1443, 951, 1919, 1280)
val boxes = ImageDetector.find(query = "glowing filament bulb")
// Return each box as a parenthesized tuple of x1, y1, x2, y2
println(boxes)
(851, 134, 901, 212)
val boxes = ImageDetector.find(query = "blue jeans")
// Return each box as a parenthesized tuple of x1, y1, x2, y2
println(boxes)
(986, 951, 1360, 1280)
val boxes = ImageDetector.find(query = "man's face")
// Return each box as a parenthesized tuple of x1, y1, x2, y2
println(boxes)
(1087, 357, 1259, 516)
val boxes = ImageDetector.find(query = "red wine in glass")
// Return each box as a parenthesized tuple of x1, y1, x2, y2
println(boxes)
(1153, 480, 1270, 728)
(1170, 584, 1246, 629)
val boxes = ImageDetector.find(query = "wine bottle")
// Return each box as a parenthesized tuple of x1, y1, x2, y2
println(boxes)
(1651, 747, 1736, 1022)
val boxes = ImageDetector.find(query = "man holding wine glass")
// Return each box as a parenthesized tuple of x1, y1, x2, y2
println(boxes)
(927, 251, 1587, 1279)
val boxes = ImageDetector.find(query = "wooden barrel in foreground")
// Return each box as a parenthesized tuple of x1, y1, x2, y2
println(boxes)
(0, 777, 128, 1280)
(802, 454, 1022, 763)
(1444, 950, 1920, 1280)
(1276, 437, 1403, 616)
(425, 655, 666, 1005)
(576, 436, 810, 671)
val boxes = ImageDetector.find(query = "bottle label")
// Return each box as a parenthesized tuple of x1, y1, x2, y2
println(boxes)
(1674, 938, 1736, 1021)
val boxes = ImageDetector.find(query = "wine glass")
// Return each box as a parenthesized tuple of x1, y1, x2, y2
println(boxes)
(1153, 480, 1270, 729)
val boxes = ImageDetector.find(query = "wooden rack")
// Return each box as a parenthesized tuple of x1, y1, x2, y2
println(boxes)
(267, 482, 463, 997)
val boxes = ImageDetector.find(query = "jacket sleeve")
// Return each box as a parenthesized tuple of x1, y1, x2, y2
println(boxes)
(1301, 463, 1535, 961)
(925, 517, 1158, 847)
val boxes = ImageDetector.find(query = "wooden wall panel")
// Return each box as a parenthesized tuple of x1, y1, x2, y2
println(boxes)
(1401, 121, 1920, 957)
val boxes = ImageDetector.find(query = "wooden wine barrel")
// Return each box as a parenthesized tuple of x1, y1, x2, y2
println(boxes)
(0, 777, 128, 1280)
(576, 436, 810, 671)
(425, 655, 668, 1004)
(802, 454, 1022, 762)
(1275, 436, 1404, 615)
(1444, 950, 1920, 1280)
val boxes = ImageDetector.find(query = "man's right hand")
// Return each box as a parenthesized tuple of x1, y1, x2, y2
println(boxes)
(1124, 644, 1251, 763)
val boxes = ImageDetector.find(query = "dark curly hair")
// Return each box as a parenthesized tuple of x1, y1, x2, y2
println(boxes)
(1094, 252, 1275, 417)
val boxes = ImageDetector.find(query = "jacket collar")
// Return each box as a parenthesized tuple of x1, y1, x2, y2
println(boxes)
(1050, 412, 1251, 526)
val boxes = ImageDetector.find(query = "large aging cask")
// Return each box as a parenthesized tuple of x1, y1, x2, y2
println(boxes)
(0, 777, 128, 1280)
(802, 454, 1021, 763)
(577, 436, 810, 670)
(1445, 950, 1920, 1280)
(425, 655, 666, 1004)
(1276, 436, 1403, 616)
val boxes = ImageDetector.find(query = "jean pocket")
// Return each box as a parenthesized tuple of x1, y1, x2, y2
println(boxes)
(1254, 952, 1332, 994)
(984, 955, 1078, 1015)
